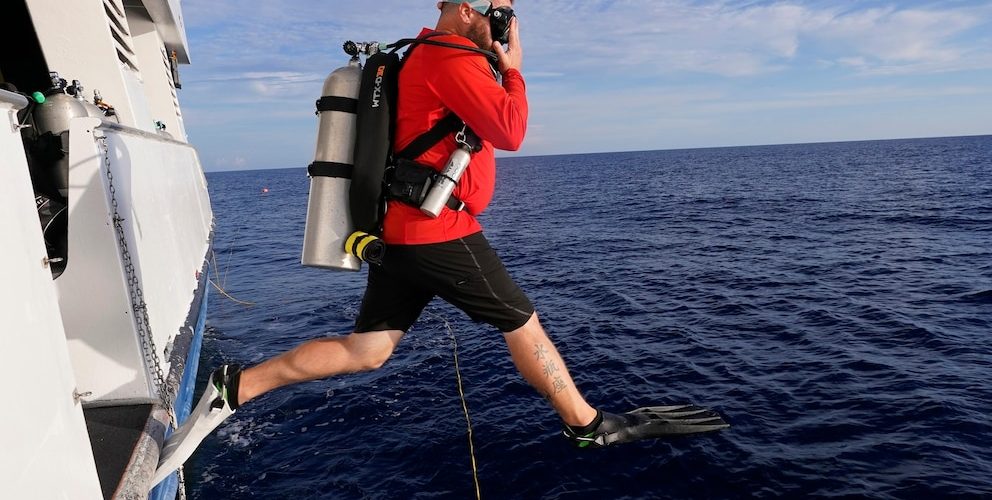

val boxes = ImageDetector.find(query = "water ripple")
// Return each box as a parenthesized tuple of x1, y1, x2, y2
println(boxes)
(190, 136, 992, 498)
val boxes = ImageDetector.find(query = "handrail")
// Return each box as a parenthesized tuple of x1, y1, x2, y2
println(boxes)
(98, 120, 192, 148)
(0, 88, 29, 109)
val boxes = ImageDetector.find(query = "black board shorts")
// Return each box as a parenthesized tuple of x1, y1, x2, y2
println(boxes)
(354, 232, 534, 333)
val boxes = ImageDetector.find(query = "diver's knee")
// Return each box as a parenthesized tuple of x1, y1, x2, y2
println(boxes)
(361, 350, 392, 371)
(345, 331, 400, 371)
(504, 312, 542, 338)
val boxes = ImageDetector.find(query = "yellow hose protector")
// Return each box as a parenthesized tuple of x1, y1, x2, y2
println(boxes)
(345, 231, 385, 265)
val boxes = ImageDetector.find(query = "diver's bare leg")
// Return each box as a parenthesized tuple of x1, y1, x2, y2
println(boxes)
(153, 330, 403, 486)
(237, 330, 404, 405)
(503, 313, 598, 427)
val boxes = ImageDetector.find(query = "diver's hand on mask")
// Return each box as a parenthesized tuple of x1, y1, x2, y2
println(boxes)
(493, 17, 521, 75)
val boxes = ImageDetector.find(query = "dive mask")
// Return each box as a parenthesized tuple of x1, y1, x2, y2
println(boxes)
(485, 5, 514, 45)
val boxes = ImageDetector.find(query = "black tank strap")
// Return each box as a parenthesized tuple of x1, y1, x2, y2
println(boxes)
(395, 113, 465, 161)
(315, 96, 358, 115)
(308, 161, 353, 179)
(390, 32, 486, 165)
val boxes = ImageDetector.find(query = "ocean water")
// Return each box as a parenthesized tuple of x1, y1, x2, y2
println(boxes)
(188, 136, 992, 499)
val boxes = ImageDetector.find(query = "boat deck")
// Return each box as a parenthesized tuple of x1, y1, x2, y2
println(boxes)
(84, 404, 153, 499)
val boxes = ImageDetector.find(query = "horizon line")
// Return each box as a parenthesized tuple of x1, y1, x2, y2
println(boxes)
(203, 133, 991, 173)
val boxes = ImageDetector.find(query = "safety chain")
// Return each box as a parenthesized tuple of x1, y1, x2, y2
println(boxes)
(98, 136, 186, 499)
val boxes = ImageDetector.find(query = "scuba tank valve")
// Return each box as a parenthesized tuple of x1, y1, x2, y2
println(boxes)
(343, 41, 387, 58)
(68, 79, 110, 120)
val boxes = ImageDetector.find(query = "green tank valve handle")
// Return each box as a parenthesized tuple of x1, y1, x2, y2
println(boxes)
(31, 92, 45, 104)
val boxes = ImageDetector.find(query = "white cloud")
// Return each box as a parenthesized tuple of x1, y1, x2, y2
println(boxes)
(516, 1, 992, 78)
(214, 155, 247, 169)
(522, 79, 992, 154)
(183, 1, 992, 86)
(806, 5, 991, 74)
(695, 85, 992, 114)
(178, 0, 992, 168)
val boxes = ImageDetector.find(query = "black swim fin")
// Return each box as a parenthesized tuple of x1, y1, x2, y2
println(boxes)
(563, 405, 729, 448)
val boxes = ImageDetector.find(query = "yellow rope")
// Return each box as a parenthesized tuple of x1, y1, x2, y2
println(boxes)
(211, 248, 221, 285)
(431, 312, 481, 499)
(208, 249, 254, 306)
(451, 328, 481, 499)
(208, 278, 255, 306)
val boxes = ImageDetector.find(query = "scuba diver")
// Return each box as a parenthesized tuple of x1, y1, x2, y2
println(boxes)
(154, 0, 727, 485)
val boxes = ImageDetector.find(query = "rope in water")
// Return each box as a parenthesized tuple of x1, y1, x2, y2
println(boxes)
(207, 221, 474, 493)
(429, 311, 482, 499)
(208, 249, 255, 306)
(208, 278, 255, 306)
(450, 325, 482, 500)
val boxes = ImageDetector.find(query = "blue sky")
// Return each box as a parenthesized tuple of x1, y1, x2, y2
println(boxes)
(179, 0, 992, 171)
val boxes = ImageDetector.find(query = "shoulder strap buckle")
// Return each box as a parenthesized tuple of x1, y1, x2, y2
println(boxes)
(454, 124, 482, 153)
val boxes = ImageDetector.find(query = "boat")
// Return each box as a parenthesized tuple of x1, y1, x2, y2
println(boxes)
(2, 0, 212, 498)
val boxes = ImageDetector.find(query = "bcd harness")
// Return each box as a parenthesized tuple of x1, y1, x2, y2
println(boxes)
(308, 33, 493, 237)
(387, 114, 482, 213)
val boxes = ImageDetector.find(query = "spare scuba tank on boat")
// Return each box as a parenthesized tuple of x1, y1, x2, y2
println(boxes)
(26, 72, 110, 279)
(30, 72, 89, 199)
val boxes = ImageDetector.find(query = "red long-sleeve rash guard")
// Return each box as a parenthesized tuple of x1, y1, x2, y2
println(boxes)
(383, 29, 528, 245)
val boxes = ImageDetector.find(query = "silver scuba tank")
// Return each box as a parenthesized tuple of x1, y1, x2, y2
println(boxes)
(301, 58, 363, 271)
(32, 72, 89, 198)
(420, 144, 472, 218)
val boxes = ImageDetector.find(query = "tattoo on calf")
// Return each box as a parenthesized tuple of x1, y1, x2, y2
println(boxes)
(534, 343, 548, 361)
(534, 343, 568, 395)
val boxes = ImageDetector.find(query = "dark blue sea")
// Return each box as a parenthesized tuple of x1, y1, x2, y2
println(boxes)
(188, 135, 992, 499)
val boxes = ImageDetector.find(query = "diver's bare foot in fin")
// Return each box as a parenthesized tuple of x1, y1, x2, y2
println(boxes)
(151, 364, 242, 486)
